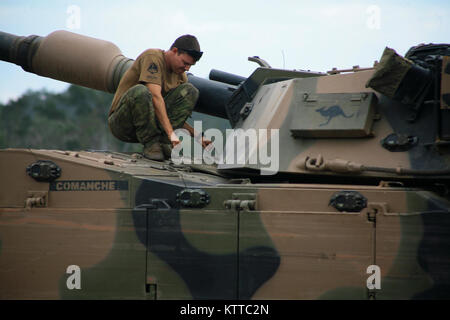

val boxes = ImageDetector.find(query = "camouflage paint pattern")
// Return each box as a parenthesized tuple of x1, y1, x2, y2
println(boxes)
(1, 148, 450, 299)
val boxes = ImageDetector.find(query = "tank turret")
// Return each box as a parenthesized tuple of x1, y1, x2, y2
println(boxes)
(208, 44, 450, 184)
(4, 30, 449, 185)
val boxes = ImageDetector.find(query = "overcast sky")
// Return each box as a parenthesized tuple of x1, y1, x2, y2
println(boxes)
(0, 0, 449, 104)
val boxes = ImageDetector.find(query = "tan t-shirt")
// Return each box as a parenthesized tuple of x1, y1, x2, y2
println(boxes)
(109, 49, 187, 115)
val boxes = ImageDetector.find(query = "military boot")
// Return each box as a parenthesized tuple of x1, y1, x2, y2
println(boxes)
(143, 140, 165, 161)
(160, 143, 173, 160)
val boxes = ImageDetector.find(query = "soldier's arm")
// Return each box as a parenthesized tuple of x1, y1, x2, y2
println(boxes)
(145, 83, 180, 147)
(183, 122, 212, 148)
(182, 122, 195, 136)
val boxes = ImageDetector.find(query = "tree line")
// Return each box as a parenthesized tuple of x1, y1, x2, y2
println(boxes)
(0, 85, 230, 152)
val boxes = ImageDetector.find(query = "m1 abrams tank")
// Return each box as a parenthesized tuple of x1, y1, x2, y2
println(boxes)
(1, 30, 450, 300)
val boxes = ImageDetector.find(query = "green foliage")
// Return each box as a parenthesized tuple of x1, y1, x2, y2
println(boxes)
(0, 85, 231, 152)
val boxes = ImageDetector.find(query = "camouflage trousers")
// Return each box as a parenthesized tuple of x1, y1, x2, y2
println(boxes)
(108, 82, 199, 145)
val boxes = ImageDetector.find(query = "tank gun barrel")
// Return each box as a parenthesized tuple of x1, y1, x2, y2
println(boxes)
(209, 69, 246, 86)
(0, 31, 39, 67)
(0, 30, 133, 93)
(187, 74, 236, 119)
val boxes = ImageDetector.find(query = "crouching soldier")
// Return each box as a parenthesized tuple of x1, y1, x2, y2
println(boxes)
(108, 34, 210, 161)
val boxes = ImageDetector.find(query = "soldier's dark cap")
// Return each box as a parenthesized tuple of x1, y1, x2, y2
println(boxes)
(171, 34, 203, 61)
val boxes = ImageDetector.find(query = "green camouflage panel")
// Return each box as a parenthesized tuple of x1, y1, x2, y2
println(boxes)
(108, 83, 199, 145)
(365, 47, 413, 98)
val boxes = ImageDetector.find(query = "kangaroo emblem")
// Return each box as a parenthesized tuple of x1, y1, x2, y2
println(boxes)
(316, 105, 354, 126)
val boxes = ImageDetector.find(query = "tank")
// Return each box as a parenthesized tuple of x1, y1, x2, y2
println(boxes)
(1, 30, 450, 300)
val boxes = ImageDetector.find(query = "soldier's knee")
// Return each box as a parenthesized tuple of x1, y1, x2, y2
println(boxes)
(128, 84, 152, 99)
(124, 84, 153, 114)
(184, 82, 199, 96)
(180, 83, 199, 107)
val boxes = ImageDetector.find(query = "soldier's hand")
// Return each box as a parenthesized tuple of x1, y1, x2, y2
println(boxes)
(170, 132, 181, 148)
(201, 138, 212, 149)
